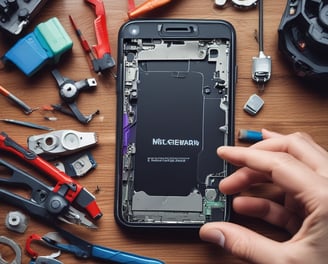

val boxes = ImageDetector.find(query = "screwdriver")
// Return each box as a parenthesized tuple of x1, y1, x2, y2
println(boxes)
(0, 85, 36, 114)
(128, 0, 172, 19)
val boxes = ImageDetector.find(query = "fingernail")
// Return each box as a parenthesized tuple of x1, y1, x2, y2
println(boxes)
(203, 229, 225, 248)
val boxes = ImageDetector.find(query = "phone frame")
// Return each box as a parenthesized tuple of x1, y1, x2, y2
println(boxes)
(115, 19, 236, 229)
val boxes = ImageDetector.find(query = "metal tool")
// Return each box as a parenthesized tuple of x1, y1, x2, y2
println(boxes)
(0, 132, 102, 221)
(0, 158, 96, 228)
(0, 119, 54, 131)
(30, 255, 63, 264)
(0, 85, 36, 114)
(0, 236, 21, 264)
(252, 0, 271, 91)
(51, 69, 99, 124)
(27, 130, 98, 157)
(71, 0, 115, 74)
(28, 227, 165, 264)
(26, 234, 63, 264)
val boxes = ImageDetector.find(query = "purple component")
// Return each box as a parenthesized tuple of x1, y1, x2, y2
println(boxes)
(123, 114, 130, 154)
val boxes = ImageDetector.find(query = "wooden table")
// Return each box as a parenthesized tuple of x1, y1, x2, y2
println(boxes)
(0, 1, 328, 263)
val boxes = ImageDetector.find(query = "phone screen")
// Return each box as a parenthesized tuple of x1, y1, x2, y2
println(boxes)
(115, 19, 236, 228)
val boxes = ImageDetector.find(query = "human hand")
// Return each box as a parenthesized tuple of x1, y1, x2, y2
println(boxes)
(199, 129, 328, 264)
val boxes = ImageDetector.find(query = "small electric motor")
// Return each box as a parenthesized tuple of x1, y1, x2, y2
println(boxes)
(278, 0, 328, 80)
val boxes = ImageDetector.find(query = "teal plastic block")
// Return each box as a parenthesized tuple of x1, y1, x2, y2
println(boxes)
(34, 17, 73, 63)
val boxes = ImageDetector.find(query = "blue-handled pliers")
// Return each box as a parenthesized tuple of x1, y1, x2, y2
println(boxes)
(39, 227, 165, 264)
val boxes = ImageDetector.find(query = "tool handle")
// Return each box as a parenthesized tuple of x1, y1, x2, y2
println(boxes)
(0, 132, 102, 220)
(85, 0, 111, 57)
(0, 188, 55, 222)
(92, 245, 165, 264)
(0, 85, 33, 114)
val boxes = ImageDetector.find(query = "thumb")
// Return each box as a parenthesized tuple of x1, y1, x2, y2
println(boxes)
(200, 222, 283, 263)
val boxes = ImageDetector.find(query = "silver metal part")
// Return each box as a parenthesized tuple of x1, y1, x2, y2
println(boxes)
(132, 191, 203, 212)
(58, 206, 97, 229)
(243, 94, 264, 115)
(208, 43, 229, 88)
(252, 51, 272, 84)
(214, 0, 228, 7)
(27, 130, 98, 156)
(0, 236, 21, 264)
(35, 256, 63, 264)
(5, 211, 28, 234)
(137, 40, 208, 60)
(215, 0, 257, 8)
(54, 151, 97, 177)
(34, 251, 62, 264)
(232, 0, 257, 8)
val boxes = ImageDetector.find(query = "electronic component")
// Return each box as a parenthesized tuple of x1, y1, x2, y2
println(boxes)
(278, 0, 328, 80)
(54, 151, 97, 177)
(243, 94, 264, 115)
(116, 20, 236, 228)
(2, 17, 73, 76)
(0, 0, 49, 35)
(252, 0, 271, 91)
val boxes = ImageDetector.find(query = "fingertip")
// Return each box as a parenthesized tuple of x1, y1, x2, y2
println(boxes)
(200, 222, 282, 263)
(200, 223, 226, 248)
(261, 129, 282, 139)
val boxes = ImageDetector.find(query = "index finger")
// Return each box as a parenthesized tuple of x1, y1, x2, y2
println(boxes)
(253, 131, 328, 176)
(218, 146, 322, 195)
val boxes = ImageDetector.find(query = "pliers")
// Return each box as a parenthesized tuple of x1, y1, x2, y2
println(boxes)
(26, 227, 165, 264)
(0, 132, 102, 222)
(70, 0, 115, 74)
(0, 157, 96, 228)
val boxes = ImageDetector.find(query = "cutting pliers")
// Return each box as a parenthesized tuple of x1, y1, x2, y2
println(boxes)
(0, 158, 96, 228)
(0, 132, 102, 224)
(26, 227, 165, 264)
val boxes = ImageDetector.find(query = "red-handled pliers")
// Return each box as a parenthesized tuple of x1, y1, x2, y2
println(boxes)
(0, 132, 102, 221)
(71, 0, 115, 74)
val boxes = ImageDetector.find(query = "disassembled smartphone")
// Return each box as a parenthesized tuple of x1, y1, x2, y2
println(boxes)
(115, 19, 236, 229)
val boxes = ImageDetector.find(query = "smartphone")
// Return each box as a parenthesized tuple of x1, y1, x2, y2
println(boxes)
(115, 19, 236, 229)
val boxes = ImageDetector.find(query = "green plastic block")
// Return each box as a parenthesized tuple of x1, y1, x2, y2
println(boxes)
(34, 17, 73, 63)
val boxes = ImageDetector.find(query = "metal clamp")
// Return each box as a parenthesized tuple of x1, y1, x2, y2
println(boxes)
(27, 130, 98, 157)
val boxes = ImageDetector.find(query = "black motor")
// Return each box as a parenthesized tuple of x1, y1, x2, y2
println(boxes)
(0, 0, 49, 35)
(278, 0, 328, 80)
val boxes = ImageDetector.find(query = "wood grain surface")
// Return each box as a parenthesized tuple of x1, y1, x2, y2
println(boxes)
(0, 1, 328, 263)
